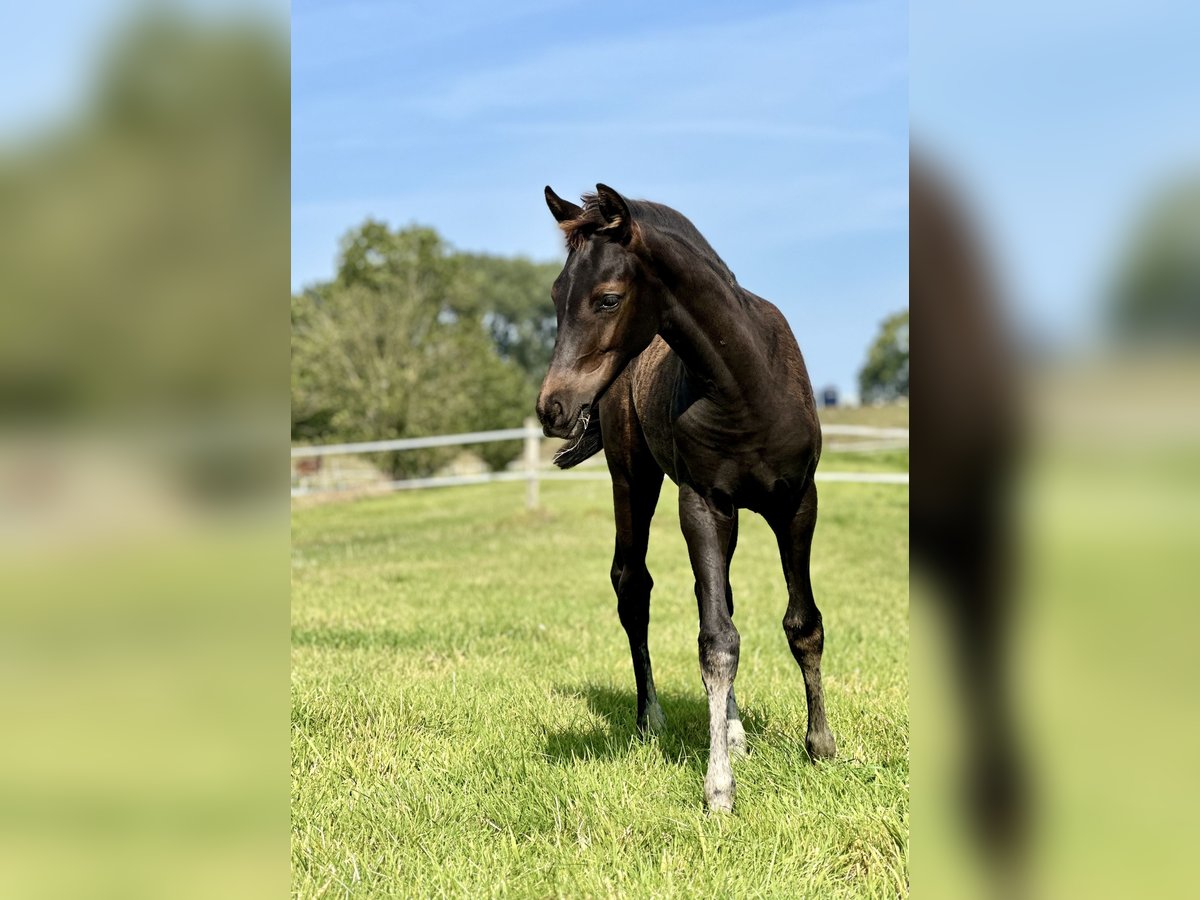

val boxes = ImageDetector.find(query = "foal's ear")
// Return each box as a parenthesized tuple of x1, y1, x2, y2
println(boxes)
(594, 183, 633, 244)
(544, 186, 582, 223)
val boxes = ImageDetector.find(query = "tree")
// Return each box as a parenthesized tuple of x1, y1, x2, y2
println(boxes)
(291, 222, 533, 477)
(859, 310, 909, 404)
(1109, 175, 1200, 342)
(450, 253, 559, 381)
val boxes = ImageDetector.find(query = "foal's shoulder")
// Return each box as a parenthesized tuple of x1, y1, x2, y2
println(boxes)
(630, 335, 674, 403)
(746, 294, 803, 355)
(745, 293, 817, 411)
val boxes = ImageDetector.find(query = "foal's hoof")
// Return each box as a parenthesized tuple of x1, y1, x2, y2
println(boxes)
(705, 781, 736, 814)
(640, 701, 667, 734)
(727, 719, 748, 759)
(806, 729, 836, 761)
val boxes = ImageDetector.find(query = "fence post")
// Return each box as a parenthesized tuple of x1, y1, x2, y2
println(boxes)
(523, 417, 540, 510)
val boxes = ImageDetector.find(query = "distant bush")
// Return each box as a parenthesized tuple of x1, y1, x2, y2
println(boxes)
(858, 310, 909, 405)
(292, 221, 558, 477)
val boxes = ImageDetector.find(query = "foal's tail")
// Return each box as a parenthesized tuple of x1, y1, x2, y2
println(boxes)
(552, 412, 603, 469)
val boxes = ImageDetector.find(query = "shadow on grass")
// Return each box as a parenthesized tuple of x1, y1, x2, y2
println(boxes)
(542, 682, 770, 770)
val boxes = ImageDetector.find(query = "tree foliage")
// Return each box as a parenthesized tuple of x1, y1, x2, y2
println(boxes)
(456, 253, 558, 378)
(1109, 176, 1200, 342)
(858, 310, 909, 405)
(292, 221, 559, 476)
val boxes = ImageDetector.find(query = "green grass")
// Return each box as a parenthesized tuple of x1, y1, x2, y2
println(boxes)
(818, 404, 909, 429)
(292, 477, 908, 898)
(820, 448, 909, 475)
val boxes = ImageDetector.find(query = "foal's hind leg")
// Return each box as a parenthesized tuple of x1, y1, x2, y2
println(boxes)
(609, 464, 665, 733)
(723, 512, 748, 758)
(773, 480, 836, 760)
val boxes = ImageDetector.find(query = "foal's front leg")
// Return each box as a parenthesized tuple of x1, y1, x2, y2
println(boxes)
(610, 469, 665, 733)
(679, 484, 740, 813)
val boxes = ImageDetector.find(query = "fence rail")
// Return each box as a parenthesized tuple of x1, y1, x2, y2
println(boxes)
(291, 419, 908, 503)
(290, 427, 531, 458)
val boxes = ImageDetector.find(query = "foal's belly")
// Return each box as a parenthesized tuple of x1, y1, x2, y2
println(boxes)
(627, 339, 817, 510)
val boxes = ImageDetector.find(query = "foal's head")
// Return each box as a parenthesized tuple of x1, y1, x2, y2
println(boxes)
(535, 184, 661, 438)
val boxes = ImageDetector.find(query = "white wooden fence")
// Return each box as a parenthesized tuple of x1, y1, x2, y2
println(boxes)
(291, 419, 908, 505)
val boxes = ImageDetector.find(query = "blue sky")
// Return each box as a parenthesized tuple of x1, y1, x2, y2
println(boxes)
(293, 0, 908, 400)
(0, 0, 287, 137)
(6, 2, 1195, 396)
(0, 1, 115, 135)
(912, 0, 1200, 346)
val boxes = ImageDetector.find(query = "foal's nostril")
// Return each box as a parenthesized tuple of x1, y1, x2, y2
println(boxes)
(536, 395, 560, 427)
(551, 399, 564, 426)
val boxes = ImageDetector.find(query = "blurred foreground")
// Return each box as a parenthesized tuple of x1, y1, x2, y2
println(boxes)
(0, 4, 288, 898)
(912, 2, 1200, 894)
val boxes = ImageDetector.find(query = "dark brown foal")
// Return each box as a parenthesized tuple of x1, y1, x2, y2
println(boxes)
(537, 184, 834, 812)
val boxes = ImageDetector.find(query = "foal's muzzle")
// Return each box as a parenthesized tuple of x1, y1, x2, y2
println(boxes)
(536, 394, 591, 439)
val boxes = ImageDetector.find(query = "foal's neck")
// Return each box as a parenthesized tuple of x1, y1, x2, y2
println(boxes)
(645, 229, 767, 405)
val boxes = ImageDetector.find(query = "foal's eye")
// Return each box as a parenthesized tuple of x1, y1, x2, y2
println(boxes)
(598, 293, 621, 311)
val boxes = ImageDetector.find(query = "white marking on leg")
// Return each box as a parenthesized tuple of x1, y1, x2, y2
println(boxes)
(726, 687, 747, 758)
(704, 681, 735, 813)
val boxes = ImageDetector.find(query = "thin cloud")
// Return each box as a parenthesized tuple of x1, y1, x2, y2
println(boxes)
(405, 1, 905, 122)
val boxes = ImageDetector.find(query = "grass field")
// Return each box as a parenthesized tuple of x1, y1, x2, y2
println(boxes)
(292, 472, 908, 897)
(818, 404, 909, 430)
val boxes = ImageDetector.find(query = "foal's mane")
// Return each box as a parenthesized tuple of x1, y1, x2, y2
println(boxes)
(561, 194, 737, 285)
